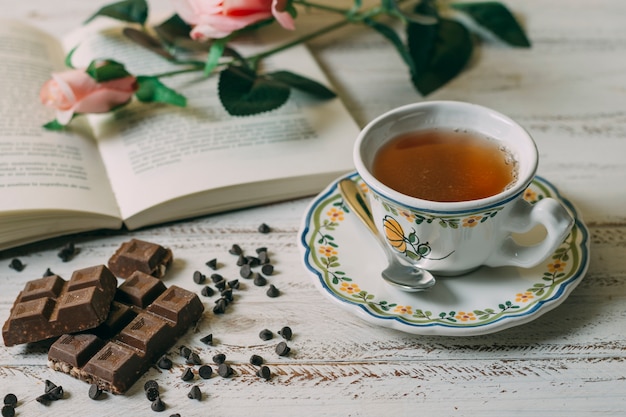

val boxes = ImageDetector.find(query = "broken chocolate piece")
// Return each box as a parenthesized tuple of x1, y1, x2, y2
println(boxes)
(108, 239, 173, 279)
(47, 275, 204, 394)
(2, 265, 117, 346)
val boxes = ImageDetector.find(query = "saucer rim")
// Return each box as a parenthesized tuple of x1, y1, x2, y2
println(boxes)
(298, 172, 590, 336)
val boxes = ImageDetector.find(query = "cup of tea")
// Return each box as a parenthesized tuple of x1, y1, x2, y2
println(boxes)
(353, 100, 574, 276)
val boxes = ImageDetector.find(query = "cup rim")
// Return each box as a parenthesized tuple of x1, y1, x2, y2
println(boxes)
(353, 100, 539, 213)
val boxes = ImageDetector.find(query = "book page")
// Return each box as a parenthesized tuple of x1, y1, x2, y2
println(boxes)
(65, 20, 359, 226)
(0, 20, 121, 221)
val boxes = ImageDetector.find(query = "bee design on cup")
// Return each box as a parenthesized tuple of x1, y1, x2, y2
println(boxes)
(382, 215, 454, 262)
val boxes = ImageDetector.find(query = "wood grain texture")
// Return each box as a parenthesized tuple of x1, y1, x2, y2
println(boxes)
(1, 0, 625, 416)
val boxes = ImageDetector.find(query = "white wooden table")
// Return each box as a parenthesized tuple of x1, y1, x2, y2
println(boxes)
(1, 1, 625, 415)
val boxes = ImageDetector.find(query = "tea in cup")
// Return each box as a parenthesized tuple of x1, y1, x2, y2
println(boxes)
(353, 101, 574, 276)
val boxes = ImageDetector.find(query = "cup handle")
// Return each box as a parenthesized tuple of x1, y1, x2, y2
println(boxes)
(484, 198, 574, 268)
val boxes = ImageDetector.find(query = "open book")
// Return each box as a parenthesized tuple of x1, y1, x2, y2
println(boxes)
(0, 19, 359, 250)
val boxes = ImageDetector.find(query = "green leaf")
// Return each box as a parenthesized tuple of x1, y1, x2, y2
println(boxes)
(42, 119, 67, 130)
(205, 39, 227, 76)
(407, 17, 473, 95)
(65, 46, 78, 69)
(452, 2, 531, 47)
(135, 76, 187, 107)
(363, 18, 417, 79)
(86, 60, 131, 82)
(218, 65, 290, 116)
(154, 14, 192, 44)
(85, 0, 148, 25)
(267, 71, 336, 99)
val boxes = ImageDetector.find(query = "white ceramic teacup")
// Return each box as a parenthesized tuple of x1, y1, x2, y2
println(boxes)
(354, 101, 574, 276)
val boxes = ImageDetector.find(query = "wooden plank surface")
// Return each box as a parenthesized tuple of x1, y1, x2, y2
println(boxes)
(1, 1, 625, 416)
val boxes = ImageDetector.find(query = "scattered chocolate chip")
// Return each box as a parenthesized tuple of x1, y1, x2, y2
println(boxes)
(212, 353, 226, 364)
(88, 384, 103, 400)
(181, 367, 195, 382)
(213, 299, 227, 314)
(157, 355, 173, 370)
(201, 285, 215, 297)
(276, 341, 291, 357)
(256, 365, 272, 380)
(210, 273, 223, 283)
(57, 242, 77, 262)
(179, 345, 192, 359)
(239, 264, 252, 279)
(259, 329, 273, 341)
(228, 279, 240, 289)
(198, 365, 213, 379)
(217, 363, 233, 378)
(8, 259, 24, 272)
(187, 385, 202, 401)
(1, 405, 15, 417)
(250, 354, 264, 366)
(199, 333, 213, 345)
(193, 270, 206, 284)
(255, 247, 267, 254)
(43, 268, 55, 277)
(146, 386, 160, 401)
(258, 223, 271, 233)
(206, 258, 218, 270)
(44, 379, 58, 393)
(258, 252, 270, 265)
(144, 380, 159, 392)
(236, 254, 247, 266)
(2, 395, 17, 407)
(266, 284, 280, 298)
(253, 274, 267, 287)
(220, 288, 233, 302)
(261, 264, 274, 275)
(47, 385, 64, 401)
(169, 414, 181, 417)
(186, 352, 202, 365)
(151, 397, 166, 412)
(214, 279, 227, 291)
(228, 244, 243, 255)
(278, 326, 293, 340)
(246, 256, 260, 268)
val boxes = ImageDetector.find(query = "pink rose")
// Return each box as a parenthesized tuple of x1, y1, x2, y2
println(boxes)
(40, 69, 137, 125)
(172, 0, 295, 41)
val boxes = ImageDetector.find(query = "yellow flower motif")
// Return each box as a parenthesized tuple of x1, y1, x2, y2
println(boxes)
(462, 216, 482, 228)
(516, 292, 534, 303)
(523, 188, 538, 202)
(318, 245, 337, 257)
(383, 216, 407, 253)
(393, 305, 413, 315)
(359, 182, 369, 194)
(455, 311, 476, 322)
(339, 282, 360, 294)
(398, 209, 415, 222)
(327, 207, 344, 222)
(547, 261, 566, 273)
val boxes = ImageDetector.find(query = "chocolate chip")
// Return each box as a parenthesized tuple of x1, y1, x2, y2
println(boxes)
(210, 273, 223, 283)
(253, 274, 267, 287)
(169, 414, 181, 417)
(228, 244, 243, 255)
(44, 379, 58, 393)
(206, 258, 218, 270)
(258, 252, 270, 265)
(144, 380, 159, 392)
(228, 279, 240, 289)
(57, 242, 77, 262)
(261, 264, 274, 275)
(278, 326, 293, 340)
(179, 345, 191, 359)
(43, 268, 55, 277)
(199, 333, 213, 345)
(276, 341, 291, 357)
(2, 395, 16, 407)
(151, 397, 166, 412)
(88, 384, 103, 400)
(146, 386, 160, 401)
(259, 329, 273, 340)
(215, 279, 227, 291)
(187, 385, 202, 401)
(201, 285, 215, 297)
(213, 298, 227, 314)
(266, 284, 280, 298)
(198, 365, 213, 379)
(236, 254, 247, 266)
(1, 405, 15, 417)
(181, 367, 195, 381)
(258, 223, 271, 233)
(256, 365, 272, 380)
(255, 247, 267, 254)
(239, 264, 252, 279)
(158, 355, 173, 369)
(212, 353, 226, 364)
(47, 385, 64, 401)
(186, 352, 202, 365)
(193, 270, 206, 284)
(8, 259, 24, 272)
(217, 363, 233, 378)
(246, 256, 260, 268)
(220, 288, 233, 302)
(250, 354, 264, 366)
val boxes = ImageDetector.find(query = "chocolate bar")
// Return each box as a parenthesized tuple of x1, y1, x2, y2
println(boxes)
(108, 239, 173, 279)
(2, 265, 117, 346)
(48, 271, 204, 393)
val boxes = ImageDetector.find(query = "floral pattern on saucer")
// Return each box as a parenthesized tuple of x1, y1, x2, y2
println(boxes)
(299, 173, 590, 336)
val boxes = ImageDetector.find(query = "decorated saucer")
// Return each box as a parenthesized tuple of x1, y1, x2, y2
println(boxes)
(298, 172, 590, 336)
